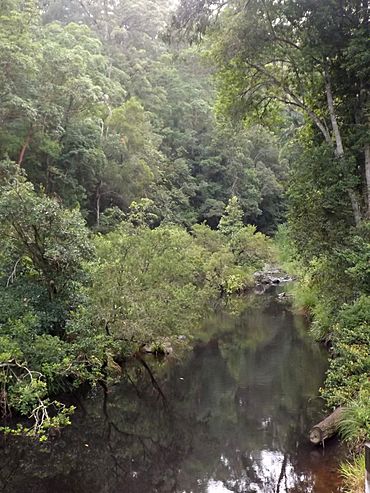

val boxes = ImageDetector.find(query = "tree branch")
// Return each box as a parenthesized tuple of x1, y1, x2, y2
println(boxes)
(245, 60, 332, 145)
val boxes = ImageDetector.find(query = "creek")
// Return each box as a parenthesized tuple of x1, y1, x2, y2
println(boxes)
(0, 287, 344, 493)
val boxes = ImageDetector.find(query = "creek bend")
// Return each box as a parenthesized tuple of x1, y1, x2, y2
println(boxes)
(0, 288, 344, 493)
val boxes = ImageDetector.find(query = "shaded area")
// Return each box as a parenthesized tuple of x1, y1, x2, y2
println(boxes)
(0, 290, 344, 492)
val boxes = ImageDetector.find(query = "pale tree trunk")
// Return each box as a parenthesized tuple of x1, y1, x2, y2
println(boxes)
(96, 181, 102, 227)
(45, 157, 52, 194)
(325, 74, 344, 157)
(325, 71, 362, 225)
(349, 191, 362, 225)
(365, 143, 370, 218)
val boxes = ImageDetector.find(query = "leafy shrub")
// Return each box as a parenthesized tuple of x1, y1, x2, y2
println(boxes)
(90, 221, 270, 347)
(230, 225, 273, 270)
(322, 296, 370, 407)
(90, 224, 213, 344)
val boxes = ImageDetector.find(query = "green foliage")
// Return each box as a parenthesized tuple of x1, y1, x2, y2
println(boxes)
(274, 223, 300, 274)
(339, 384, 370, 446)
(342, 222, 370, 294)
(276, 219, 370, 449)
(92, 225, 207, 344)
(0, 161, 92, 326)
(192, 223, 226, 253)
(98, 207, 126, 233)
(230, 225, 273, 270)
(89, 220, 272, 348)
(90, 224, 211, 344)
(218, 196, 244, 237)
(0, 163, 111, 436)
(0, 0, 288, 232)
(288, 145, 356, 261)
(277, 219, 370, 335)
(128, 198, 159, 228)
(175, 0, 369, 227)
(0, 0, 283, 440)
(323, 296, 370, 408)
(0, 402, 75, 441)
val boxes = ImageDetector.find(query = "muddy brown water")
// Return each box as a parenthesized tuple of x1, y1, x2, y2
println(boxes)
(0, 288, 344, 493)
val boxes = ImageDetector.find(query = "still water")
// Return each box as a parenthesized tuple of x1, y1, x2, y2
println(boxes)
(0, 289, 343, 493)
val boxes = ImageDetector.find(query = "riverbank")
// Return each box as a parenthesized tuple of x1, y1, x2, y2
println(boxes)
(275, 225, 370, 492)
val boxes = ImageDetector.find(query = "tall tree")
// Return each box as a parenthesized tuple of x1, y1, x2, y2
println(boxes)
(173, 0, 370, 224)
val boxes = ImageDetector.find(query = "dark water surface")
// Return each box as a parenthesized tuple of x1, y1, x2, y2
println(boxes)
(0, 290, 344, 493)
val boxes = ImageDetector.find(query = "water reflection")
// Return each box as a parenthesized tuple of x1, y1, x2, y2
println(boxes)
(0, 290, 343, 493)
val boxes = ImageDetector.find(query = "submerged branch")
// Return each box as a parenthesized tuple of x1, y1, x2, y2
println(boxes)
(134, 353, 167, 406)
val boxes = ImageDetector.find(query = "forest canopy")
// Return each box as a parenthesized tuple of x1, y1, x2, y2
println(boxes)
(0, 0, 369, 473)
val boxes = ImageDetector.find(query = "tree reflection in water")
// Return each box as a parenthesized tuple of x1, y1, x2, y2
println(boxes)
(0, 290, 344, 493)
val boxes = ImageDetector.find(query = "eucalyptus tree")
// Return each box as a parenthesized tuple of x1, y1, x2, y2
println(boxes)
(173, 0, 370, 225)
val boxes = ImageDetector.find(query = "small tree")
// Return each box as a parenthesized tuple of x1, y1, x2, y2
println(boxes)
(218, 196, 244, 237)
(0, 160, 93, 330)
(0, 160, 95, 437)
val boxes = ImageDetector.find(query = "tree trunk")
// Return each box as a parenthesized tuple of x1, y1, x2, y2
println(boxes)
(62, 94, 74, 137)
(349, 190, 363, 225)
(18, 127, 32, 166)
(325, 72, 344, 157)
(309, 407, 344, 445)
(325, 70, 362, 225)
(363, 0, 369, 28)
(96, 180, 102, 227)
(365, 143, 370, 218)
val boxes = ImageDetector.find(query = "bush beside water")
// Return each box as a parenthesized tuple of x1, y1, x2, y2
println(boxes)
(0, 169, 272, 438)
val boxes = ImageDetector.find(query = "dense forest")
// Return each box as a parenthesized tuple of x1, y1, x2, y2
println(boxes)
(0, 0, 369, 491)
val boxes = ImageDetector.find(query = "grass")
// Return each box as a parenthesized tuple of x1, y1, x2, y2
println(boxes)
(340, 454, 365, 493)
(339, 384, 370, 446)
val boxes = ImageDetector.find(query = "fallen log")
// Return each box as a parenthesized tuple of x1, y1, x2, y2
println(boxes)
(309, 407, 344, 445)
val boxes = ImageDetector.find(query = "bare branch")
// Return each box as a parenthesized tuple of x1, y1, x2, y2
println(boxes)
(6, 257, 21, 287)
